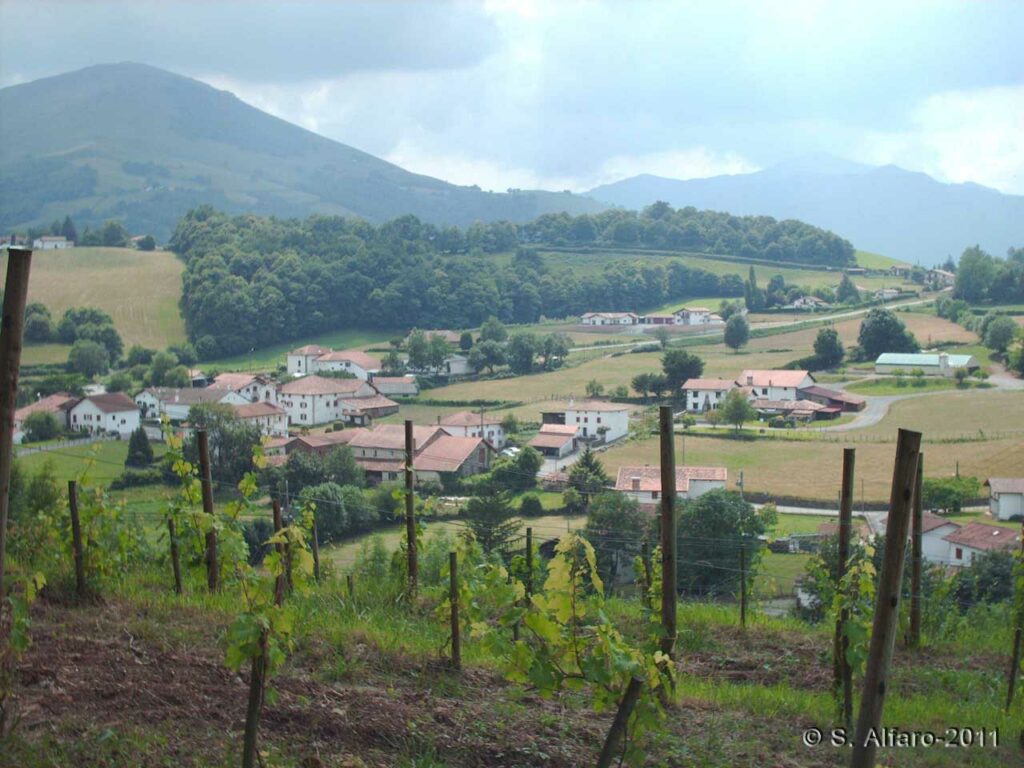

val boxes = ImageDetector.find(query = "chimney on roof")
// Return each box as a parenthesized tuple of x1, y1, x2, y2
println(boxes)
(631, 476, 641, 491)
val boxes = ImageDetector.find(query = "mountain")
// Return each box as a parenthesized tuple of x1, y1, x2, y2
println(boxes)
(588, 157, 1024, 265)
(0, 63, 604, 240)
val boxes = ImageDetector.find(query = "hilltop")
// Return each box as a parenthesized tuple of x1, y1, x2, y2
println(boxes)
(588, 156, 1024, 266)
(0, 63, 604, 239)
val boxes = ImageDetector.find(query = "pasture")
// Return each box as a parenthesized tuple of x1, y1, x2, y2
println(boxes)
(3, 247, 186, 349)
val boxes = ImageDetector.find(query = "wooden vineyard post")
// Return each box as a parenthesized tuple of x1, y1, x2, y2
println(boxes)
(0, 246, 33, 599)
(658, 406, 677, 658)
(909, 453, 924, 649)
(851, 429, 921, 768)
(596, 676, 645, 768)
(67, 481, 86, 598)
(272, 500, 286, 606)
(347, 573, 355, 600)
(1006, 497, 1024, 712)
(405, 419, 418, 596)
(641, 540, 653, 608)
(449, 552, 461, 670)
(835, 448, 855, 731)
(525, 526, 534, 597)
(167, 518, 183, 594)
(739, 543, 747, 630)
(197, 429, 218, 592)
(310, 510, 321, 582)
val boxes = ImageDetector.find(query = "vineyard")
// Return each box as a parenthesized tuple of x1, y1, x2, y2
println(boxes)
(1, 412, 1021, 768)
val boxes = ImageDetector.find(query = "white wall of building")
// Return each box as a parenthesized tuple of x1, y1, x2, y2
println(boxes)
(992, 492, 1024, 521)
(685, 388, 731, 413)
(565, 408, 629, 442)
(69, 402, 139, 437)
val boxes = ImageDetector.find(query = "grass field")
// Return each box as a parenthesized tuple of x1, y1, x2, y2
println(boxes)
(857, 390, 1024, 438)
(15, 440, 166, 486)
(2, 247, 186, 349)
(845, 377, 962, 396)
(600, 433, 1024, 502)
(203, 328, 396, 370)
(854, 249, 908, 269)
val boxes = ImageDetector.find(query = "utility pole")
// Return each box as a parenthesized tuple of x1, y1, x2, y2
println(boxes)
(0, 246, 33, 599)
(909, 453, 924, 649)
(851, 429, 921, 768)
(835, 448, 855, 731)
(658, 406, 677, 658)
(405, 419, 417, 596)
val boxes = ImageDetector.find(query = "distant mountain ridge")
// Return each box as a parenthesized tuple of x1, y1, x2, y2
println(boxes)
(588, 158, 1024, 266)
(0, 62, 604, 240)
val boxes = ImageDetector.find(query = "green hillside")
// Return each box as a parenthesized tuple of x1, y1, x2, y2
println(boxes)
(2, 247, 185, 350)
(0, 63, 604, 239)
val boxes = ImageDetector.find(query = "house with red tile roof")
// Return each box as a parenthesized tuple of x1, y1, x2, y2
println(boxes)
(943, 521, 1018, 566)
(681, 378, 737, 413)
(209, 373, 278, 404)
(736, 370, 815, 401)
(68, 392, 140, 437)
(13, 392, 77, 443)
(527, 423, 580, 458)
(439, 410, 507, 449)
(615, 465, 727, 503)
(232, 401, 289, 437)
(285, 345, 381, 380)
(277, 375, 376, 426)
(347, 424, 492, 484)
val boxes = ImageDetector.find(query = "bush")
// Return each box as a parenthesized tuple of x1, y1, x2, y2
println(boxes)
(125, 426, 154, 467)
(243, 519, 274, 566)
(518, 494, 544, 517)
(22, 411, 61, 442)
(109, 467, 164, 490)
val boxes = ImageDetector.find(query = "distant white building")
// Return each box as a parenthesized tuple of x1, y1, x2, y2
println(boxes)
(785, 296, 831, 310)
(673, 307, 722, 326)
(874, 352, 980, 377)
(69, 392, 139, 437)
(285, 345, 381, 380)
(232, 401, 289, 437)
(874, 288, 900, 301)
(736, 370, 815, 401)
(439, 410, 507, 449)
(541, 400, 630, 444)
(615, 465, 727, 503)
(277, 375, 376, 426)
(928, 268, 955, 287)
(681, 378, 736, 413)
(32, 235, 73, 249)
(986, 478, 1024, 521)
(580, 312, 639, 326)
(135, 387, 247, 421)
(208, 373, 278, 404)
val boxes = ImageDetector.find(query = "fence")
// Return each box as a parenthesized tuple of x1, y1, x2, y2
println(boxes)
(15, 432, 117, 457)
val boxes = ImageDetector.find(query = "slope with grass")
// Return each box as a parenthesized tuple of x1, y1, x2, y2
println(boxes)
(3, 246, 186, 350)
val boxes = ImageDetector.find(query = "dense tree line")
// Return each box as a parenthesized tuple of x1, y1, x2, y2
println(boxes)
(953, 245, 1024, 303)
(172, 206, 803, 357)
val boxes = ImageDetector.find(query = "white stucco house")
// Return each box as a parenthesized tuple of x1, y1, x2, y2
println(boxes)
(527, 424, 579, 458)
(615, 465, 727, 503)
(986, 478, 1024, 521)
(232, 401, 289, 437)
(541, 400, 630, 443)
(681, 378, 736, 413)
(439, 410, 507, 449)
(580, 312, 639, 326)
(277, 375, 376, 426)
(673, 307, 723, 326)
(69, 392, 140, 437)
(32, 235, 74, 249)
(736, 370, 815, 401)
(135, 387, 247, 422)
(285, 345, 381, 380)
(943, 522, 1018, 567)
(208, 373, 278, 404)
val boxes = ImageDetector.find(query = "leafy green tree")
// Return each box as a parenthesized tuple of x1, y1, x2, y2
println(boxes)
(984, 315, 1018, 354)
(183, 404, 263, 486)
(491, 446, 542, 492)
(23, 411, 61, 442)
(721, 388, 756, 430)
(506, 332, 538, 374)
(632, 373, 653, 400)
(459, 331, 474, 351)
(723, 315, 750, 352)
(465, 492, 520, 553)
(24, 304, 54, 343)
(676, 490, 775, 596)
(61, 215, 78, 242)
(468, 339, 506, 374)
(148, 351, 179, 386)
(299, 482, 375, 543)
(568, 446, 611, 502)
(57, 306, 115, 344)
(106, 371, 132, 392)
(541, 333, 571, 370)
(164, 365, 191, 388)
(857, 308, 919, 359)
(125, 345, 155, 367)
(283, 450, 326, 495)
(324, 445, 365, 488)
(953, 246, 996, 302)
(647, 373, 669, 399)
(953, 550, 1014, 609)
(662, 349, 704, 391)
(813, 327, 845, 368)
(744, 266, 765, 311)
(99, 219, 131, 247)
(836, 273, 861, 304)
(427, 333, 450, 372)
(136, 234, 156, 251)
(585, 379, 604, 398)
(68, 339, 109, 377)
(518, 494, 544, 517)
(125, 426, 154, 467)
(584, 492, 648, 587)
(653, 326, 671, 349)
(77, 322, 124, 362)
(480, 315, 508, 343)
(407, 329, 429, 370)
(922, 475, 980, 513)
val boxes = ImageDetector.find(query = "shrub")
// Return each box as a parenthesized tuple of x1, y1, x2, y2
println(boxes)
(109, 467, 164, 490)
(22, 411, 61, 442)
(518, 494, 544, 517)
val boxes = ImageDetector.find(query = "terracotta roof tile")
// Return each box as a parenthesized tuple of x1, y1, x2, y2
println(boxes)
(737, 370, 814, 388)
(615, 465, 727, 493)
(440, 410, 502, 427)
(80, 392, 138, 414)
(987, 478, 1024, 495)
(233, 402, 286, 418)
(279, 375, 369, 396)
(944, 522, 1019, 551)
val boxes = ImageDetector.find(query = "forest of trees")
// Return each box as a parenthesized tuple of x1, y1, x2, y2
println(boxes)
(952, 245, 1024, 303)
(170, 204, 854, 357)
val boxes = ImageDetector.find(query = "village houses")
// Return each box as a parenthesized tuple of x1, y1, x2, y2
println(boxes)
(286, 345, 382, 380)
(439, 410, 508, 449)
(31, 235, 74, 249)
(347, 424, 493, 485)
(615, 465, 727, 503)
(737, 370, 815, 401)
(277, 375, 380, 426)
(12, 392, 77, 443)
(68, 392, 140, 437)
(540, 400, 630, 444)
(232, 401, 289, 437)
(208, 372, 278, 404)
(135, 386, 248, 421)
(986, 478, 1024, 521)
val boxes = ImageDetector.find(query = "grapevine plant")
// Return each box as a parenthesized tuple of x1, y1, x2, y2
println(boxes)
(452, 532, 673, 766)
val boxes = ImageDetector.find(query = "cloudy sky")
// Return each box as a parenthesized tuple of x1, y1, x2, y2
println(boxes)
(1, 1, 1022, 193)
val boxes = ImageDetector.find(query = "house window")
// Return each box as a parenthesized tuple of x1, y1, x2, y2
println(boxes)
(300, 414, 307, 421)
(652, 492, 659, 500)
(597, 417, 602, 424)
(762, 388, 768, 395)
(955, 547, 963, 560)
